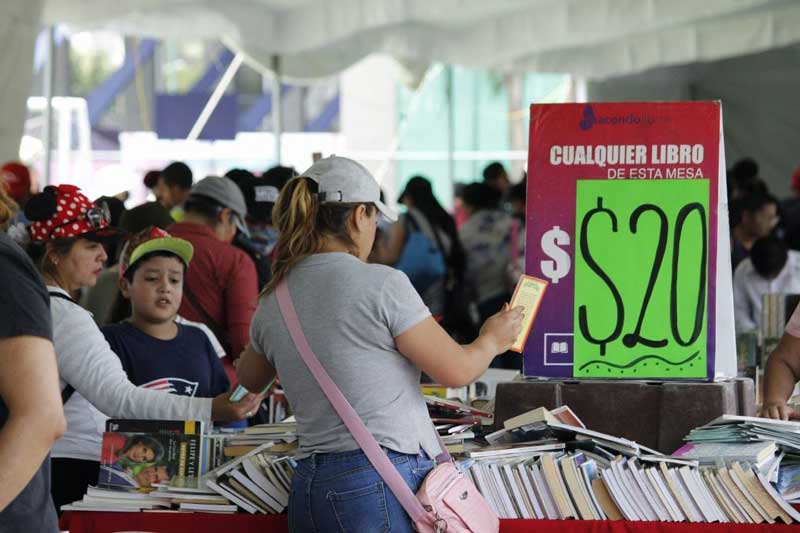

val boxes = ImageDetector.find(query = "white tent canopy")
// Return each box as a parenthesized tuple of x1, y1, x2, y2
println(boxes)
(40, 0, 800, 80)
(2, 0, 800, 163)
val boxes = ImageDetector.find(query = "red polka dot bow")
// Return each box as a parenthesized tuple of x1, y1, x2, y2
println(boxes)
(28, 184, 113, 242)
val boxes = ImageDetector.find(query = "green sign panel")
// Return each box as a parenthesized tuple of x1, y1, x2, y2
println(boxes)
(573, 180, 709, 378)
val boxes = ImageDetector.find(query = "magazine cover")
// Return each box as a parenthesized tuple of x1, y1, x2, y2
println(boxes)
(98, 431, 201, 490)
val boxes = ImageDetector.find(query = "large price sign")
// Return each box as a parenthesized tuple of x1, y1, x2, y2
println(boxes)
(525, 102, 736, 380)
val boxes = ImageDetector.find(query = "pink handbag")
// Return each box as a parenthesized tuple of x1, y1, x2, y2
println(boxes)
(276, 281, 499, 533)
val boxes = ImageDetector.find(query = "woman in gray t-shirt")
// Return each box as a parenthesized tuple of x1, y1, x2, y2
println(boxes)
(237, 156, 522, 533)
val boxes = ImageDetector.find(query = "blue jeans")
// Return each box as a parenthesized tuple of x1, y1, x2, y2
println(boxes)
(288, 448, 435, 533)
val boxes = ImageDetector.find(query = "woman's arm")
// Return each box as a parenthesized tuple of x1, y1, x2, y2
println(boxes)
(236, 344, 277, 394)
(762, 333, 800, 420)
(395, 304, 523, 387)
(0, 336, 65, 511)
(55, 303, 257, 422)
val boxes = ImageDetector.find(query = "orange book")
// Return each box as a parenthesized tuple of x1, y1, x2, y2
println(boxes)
(508, 275, 549, 353)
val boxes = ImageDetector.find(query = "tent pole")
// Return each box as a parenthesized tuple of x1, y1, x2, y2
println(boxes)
(446, 65, 455, 198)
(271, 54, 282, 165)
(42, 25, 56, 186)
(186, 52, 243, 141)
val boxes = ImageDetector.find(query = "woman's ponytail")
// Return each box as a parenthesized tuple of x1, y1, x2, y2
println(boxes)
(265, 178, 321, 294)
(0, 186, 18, 230)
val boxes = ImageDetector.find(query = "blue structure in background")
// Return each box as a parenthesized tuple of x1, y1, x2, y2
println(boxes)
(190, 49, 235, 94)
(238, 93, 273, 132)
(77, 38, 339, 138)
(305, 94, 340, 132)
(86, 39, 157, 126)
(155, 93, 238, 140)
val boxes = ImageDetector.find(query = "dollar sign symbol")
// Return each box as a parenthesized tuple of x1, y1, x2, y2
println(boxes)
(540, 226, 571, 284)
(578, 197, 624, 356)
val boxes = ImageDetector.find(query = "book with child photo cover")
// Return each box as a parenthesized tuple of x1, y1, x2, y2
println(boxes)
(98, 431, 202, 491)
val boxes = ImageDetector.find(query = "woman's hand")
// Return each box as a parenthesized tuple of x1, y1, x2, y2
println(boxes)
(761, 401, 795, 421)
(478, 303, 524, 355)
(210, 387, 264, 422)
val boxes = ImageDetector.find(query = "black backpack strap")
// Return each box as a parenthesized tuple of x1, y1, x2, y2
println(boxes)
(48, 291, 77, 404)
(61, 385, 75, 405)
(183, 285, 232, 354)
(403, 211, 422, 234)
(48, 290, 76, 304)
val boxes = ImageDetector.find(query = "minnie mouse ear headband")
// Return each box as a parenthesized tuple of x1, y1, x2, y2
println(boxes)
(25, 184, 125, 243)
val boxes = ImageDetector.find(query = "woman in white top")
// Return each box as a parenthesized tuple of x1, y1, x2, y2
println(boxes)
(236, 156, 522, 532)
(22, 184, 261, 512)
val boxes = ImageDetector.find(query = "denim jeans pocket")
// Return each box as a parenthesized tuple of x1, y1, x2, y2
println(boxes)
(410, 455, 435, 486)
(326, 481, 390, 533)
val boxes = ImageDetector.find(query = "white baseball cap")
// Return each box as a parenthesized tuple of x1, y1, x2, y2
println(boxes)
(302, 156, 397, 222)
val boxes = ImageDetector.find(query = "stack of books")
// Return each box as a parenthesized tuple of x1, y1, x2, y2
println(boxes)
(683, 415, 800, 455)
(205, 442, 293, 514)
(425, 395, 493, 454)
(214, 421, 298, 460)
(62, 483, 240, 514)
(454, 407, 800, 523)
(62, 409, 800, 522)
(465, 451, 799, 523)
(60, 418, 297, 514)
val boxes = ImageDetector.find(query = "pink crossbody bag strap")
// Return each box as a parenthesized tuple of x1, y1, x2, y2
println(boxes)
(275, 280, 433, 526)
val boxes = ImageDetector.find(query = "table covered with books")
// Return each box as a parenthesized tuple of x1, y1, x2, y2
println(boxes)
(60, 404, 800, 532)
(59, 512, 800, 533)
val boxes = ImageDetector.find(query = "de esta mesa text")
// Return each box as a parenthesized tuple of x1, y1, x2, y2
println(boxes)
(549, 144, 706, 180)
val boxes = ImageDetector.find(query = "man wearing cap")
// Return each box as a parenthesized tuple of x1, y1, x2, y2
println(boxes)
(229, 166, 294, 290)
(168, 176, 258, 378)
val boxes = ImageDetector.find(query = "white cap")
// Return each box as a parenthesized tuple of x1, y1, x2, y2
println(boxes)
(302, 156, 397, 222)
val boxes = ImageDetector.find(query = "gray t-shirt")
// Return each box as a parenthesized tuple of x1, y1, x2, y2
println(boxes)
(250, 252, 441, 460)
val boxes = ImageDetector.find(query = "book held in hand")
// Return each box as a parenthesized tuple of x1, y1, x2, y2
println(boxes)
(508, 275, 549, 353)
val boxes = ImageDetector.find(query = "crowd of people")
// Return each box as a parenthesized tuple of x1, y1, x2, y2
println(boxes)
(723, 158, 800, 421)
(726, 158, 800, 330)
(5, 145, 800, 529)
(0, 156, 524, 531)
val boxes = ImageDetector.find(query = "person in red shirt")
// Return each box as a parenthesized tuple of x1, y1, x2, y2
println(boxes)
(168, 175, 258, 380)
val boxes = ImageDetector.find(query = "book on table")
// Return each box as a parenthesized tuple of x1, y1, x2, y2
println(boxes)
(97, 423, 203, 491)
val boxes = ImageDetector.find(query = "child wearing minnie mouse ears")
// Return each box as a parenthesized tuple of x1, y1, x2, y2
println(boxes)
(22, 184, 262, 512)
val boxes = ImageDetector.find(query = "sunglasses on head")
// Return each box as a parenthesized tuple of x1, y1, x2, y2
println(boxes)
(48, 201, 111, 239)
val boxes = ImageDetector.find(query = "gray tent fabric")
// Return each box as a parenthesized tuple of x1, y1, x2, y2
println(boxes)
(0, 1, 43, 162)
(39, 0, 800, 80)
(588, 43, 800, 197)
(3, 0, 799, 177)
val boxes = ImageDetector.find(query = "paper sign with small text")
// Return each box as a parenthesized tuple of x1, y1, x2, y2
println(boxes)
(524, 102, 736, 380)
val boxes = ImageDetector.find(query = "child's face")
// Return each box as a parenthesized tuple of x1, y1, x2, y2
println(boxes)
(124, 256, 184, 324)
(134, 465, 169, 486)
(126, 442, 157, 463)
